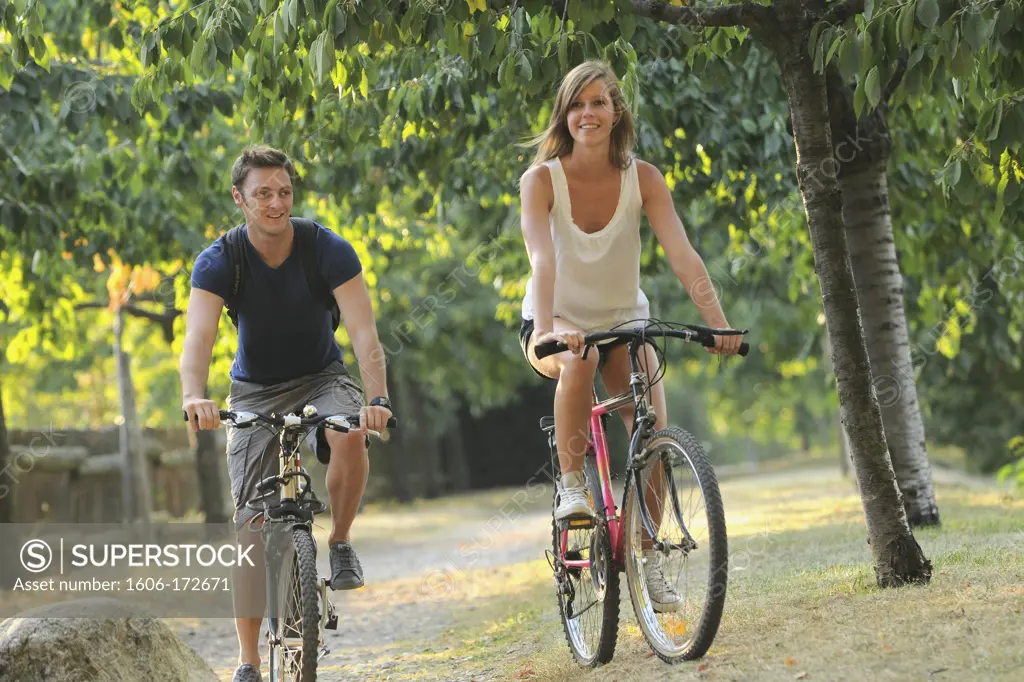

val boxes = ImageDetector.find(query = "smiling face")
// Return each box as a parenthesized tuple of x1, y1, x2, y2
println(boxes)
(232, 166, 294, 236)
(565, 78, 617, 148)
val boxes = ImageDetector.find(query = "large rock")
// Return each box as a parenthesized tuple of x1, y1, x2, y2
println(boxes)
(0, 598, 217, 682)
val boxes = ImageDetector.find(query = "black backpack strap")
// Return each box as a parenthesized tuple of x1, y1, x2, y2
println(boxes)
(292, 218, 342, 331)
(222, 225, 246, 327)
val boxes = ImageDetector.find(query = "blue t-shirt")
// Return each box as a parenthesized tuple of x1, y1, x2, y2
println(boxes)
(191, 222, 363, 385)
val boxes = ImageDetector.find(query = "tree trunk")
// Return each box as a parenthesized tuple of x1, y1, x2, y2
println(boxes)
(0, 380, 13, 525)
(823, 332, 854, 479)
(114, 306, 152, 525)
(444, 413, 471, 492)
(0, 379, 20, 588)
(765, 11, 931, 586)
(838, 409, 854, 480)
(826, 73, 941, 527)
(386, 356, 415, 503)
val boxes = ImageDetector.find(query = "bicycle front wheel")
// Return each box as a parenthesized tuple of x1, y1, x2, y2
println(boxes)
(623, 427, 727, 662)
(268, 527, 321, 682)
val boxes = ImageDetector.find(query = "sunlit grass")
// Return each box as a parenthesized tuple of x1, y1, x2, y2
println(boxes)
(510, 468, 1024, 682)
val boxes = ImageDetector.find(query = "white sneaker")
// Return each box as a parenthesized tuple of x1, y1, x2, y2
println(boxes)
(643, 550, 683, 613)
(555, 472, 596, 521)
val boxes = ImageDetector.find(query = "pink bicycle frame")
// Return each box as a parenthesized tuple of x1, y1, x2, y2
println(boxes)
(558, 388, 638, 573)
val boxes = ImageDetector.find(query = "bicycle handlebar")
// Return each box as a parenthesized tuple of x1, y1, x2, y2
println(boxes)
(183, 409, 398, 434)
(534, 327, 750, 360)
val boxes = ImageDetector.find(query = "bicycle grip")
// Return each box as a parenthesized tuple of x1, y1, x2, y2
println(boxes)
(533, 341, 568, 360)
(183, 409, 232, 422)
(694, 330, 750, 357)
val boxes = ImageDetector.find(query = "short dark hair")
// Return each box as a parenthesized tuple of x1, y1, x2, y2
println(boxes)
(231, 145, 297, 195)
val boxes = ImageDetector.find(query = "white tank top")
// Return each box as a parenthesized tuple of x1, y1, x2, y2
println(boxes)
(522, 157, 650, 333)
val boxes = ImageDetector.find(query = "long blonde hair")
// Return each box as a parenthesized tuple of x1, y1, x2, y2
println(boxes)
(526, 61, 636, 171)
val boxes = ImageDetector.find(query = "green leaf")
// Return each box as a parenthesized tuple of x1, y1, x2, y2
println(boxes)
(0, 55, 14, 91)
(825, 34, 844, 66)
(205, 34, 219, 73)
(950, 43, 974, 82)
(215, 29, 233, 56)
(962, 11, 993, 54)
(190, 34, 208, 74)
(808, 21, 823, 60)
(620, 13, 635, 42)
(945, 159, 962, 188)
(906, 46, 924, 70)
(853, 78, 867, 118)
(838, 36, 858, 81)
(312, 30, 334, 84)
(274, 8, 287, 54)
(713, 29, 732, 58)
(287, 0, 299, 31)
(497, 53, 509, 88)
(334, 6, 346, 36)
(864, 0, 874, 21)
(986, 99, 1003, 142)
(518, 52, 532, 82)
(557, 30, 567, 71)
(812, 27, 828, 74)
(859, 29, 873, 81)
(478, 22, 495, 60)
(898, 1, 916, 46)
(995, 6, 1016, 37)
(916, 0, 938, 28)
(865, 65, 881, 109)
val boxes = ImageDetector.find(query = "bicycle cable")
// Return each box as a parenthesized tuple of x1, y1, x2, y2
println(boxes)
(605, 317, 669, 408)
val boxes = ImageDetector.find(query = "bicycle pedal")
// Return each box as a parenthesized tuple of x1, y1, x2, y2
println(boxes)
(325, 613, 338, 630)
(318, 646, 331, 661)
(559, 517, 596, 530)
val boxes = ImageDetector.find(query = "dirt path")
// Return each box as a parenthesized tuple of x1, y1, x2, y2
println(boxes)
(167, 488, 558, 681)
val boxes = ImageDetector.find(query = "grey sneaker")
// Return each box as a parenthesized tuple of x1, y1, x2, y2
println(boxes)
(329, 541, 364, 590)
(232, 664, 263, 682)
(643, 550, 683, 613)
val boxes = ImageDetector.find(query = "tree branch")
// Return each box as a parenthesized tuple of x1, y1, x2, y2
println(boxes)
(75, 302, 180, 342)
(631, 0, 766, 29)
(821, 0, 865, 25)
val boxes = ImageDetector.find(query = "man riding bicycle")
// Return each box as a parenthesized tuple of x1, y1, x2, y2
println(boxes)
(179, 145, 393, 682)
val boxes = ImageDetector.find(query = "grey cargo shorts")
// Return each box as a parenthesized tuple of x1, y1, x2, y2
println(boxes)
(226, 360, 363, 530)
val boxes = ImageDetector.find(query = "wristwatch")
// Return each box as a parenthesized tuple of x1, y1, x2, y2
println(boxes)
(369, 396, 392, 411)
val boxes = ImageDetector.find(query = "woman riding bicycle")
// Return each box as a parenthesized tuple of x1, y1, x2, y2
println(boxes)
(518, 60, 744, 609)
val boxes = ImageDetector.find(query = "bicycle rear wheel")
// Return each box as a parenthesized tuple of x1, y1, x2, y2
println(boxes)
(268, 527, 321, 682)
(552, 453, 619, 667)
(623, 427, 727, 662)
